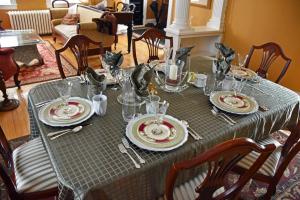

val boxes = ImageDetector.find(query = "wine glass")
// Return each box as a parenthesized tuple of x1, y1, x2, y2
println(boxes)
(56, 80, 73, 113)
(237, 53, 248, 68)
(152, 100, 169, 135)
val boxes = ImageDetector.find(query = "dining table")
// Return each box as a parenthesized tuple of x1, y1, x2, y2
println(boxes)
(27, 56, 300, 200)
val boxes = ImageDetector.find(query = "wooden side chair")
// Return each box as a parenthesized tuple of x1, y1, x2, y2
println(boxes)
(233, 121, 300, 199)
(52, 0, 69, 8)
(0, 48, 20, 111)
(244, 42, 291, 83)
(164, 138, 276, 200)
(132, 28, 173, 66)
(55, 34, 104, 79)
(0, 126, 58, 199)
(116, 2, 136, 12)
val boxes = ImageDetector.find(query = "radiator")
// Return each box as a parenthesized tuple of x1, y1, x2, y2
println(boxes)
(8, 10, 52, 35)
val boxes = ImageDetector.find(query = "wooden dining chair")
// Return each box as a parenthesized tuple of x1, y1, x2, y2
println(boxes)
(55, 34, 104, 79)
(233, 121, 300, 199)
(132, 28, 173, 66)
(244, 42, 291, 83)
(0, 126, 58, 200)
(164, 138, 276, 200)
(116, 2, 136, 12)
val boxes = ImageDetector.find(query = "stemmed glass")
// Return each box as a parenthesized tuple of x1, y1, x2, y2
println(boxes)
(56, 80, 73, 113)
(152, 100, 170, 135)
(237, 53, 248, 68)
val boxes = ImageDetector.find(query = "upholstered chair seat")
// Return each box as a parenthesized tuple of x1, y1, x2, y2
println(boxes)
(13, 137, 58, 193)
(237, 137, 282, 176)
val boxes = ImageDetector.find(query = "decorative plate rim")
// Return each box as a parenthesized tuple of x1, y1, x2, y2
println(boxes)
(126, 114, 188, 152)
(210, 91, 259, 115)
(38, 97, 94, 127)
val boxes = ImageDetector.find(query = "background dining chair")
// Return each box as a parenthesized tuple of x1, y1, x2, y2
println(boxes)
(132, 28, 173, 66)
(164, 138, 275, 200)
(0, 48, 20, 111)
(55, 34, 104, 79)
(233, 121, 300, 200)
(52, 0, 69, 8)
(244, 42, 291, 83)
(0, 126, 58, 199)
(116, 2, 136, 12)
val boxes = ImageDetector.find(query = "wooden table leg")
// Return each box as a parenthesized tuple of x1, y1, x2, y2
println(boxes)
(0, 71, 19, 112)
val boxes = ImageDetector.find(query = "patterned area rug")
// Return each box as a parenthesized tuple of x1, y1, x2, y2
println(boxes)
(6, 41, 77, 88)
(0, 132, 299, 199)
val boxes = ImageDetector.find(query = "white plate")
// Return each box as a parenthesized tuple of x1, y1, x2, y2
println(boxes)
(229, 66, 257, 80)
(38, 97, 94, 127)
(210, 91, 258, 115)
(126, 114, 188, 152)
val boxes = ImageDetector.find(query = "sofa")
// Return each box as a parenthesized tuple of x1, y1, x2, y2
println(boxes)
(50, 4, 116, 54)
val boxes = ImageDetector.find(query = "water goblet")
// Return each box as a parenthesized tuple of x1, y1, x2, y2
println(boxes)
(56, 80, 73, 113)
(237, 53, 248, 68)
(152, 100, 169, 135)
(145, 95, 161, 114)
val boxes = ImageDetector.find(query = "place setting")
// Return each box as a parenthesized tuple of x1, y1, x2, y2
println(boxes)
(37, 68, 109, 140)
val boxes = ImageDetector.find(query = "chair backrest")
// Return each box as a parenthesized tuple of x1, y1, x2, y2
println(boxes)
(132, 28, 173, 65)
(244, 42, 291, 83)
(52, 0, 69, 8)
(0, 126, 19, 199)
(165, 138, 276, 200)
(116, 2, 136, 12)
(55, 34, 103, 79)
(274, 121, 300, 182)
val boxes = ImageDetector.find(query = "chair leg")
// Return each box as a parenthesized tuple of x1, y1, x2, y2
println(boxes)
(262, 184, 277, 200)
(13, 61, 21, 89)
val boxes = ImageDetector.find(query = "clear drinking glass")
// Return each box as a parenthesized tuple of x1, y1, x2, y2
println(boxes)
(237, 53, 248, 67)
(233, 77, 246, 95)
(152, 101, 169, 135)
(146, 95, 161, 114)
(87, 78, 107, 100)
(222, 75, 235, 91)
(122, 101, 136, 122)
(56, 80, 73, 112)
(203, 74, 216, 96)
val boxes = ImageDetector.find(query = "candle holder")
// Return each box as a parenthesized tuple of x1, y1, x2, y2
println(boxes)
(155, 59, 189, 93)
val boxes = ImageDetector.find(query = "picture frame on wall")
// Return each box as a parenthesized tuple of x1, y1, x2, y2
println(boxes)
(191, 0, 212, 8)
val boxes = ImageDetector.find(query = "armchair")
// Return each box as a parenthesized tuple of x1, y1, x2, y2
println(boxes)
(0, 48, 20, 111)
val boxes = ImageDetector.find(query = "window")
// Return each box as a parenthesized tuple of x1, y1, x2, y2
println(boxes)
(0, 0, 17, 9)
(191, 0, 211, 8)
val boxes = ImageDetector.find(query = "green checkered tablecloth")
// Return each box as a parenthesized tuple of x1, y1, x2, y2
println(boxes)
(28, 57, 300, 200)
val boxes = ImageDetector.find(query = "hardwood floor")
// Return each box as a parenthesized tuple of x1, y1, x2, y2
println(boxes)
(0, 34, 162, 140)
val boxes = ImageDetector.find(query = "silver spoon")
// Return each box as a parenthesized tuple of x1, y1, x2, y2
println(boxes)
(50, 126, 83, 140)
(181, 120, 203, 140)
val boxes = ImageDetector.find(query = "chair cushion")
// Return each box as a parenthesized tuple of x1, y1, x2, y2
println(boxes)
(237, 136, 282, 177)
(159, 172, 224, 200)
(54, 24, 77, 38)
(13, 137, 58, 193)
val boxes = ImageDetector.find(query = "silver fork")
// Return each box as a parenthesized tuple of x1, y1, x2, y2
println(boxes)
(211, 109, 235, 126)
(212, 106, 237, 124)
(118, 144, 141, 168)
(122, 138, 145, 164)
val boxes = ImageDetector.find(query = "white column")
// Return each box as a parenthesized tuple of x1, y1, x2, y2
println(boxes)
(206, 0, 227, 30)
(169, 0, 191, 31)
